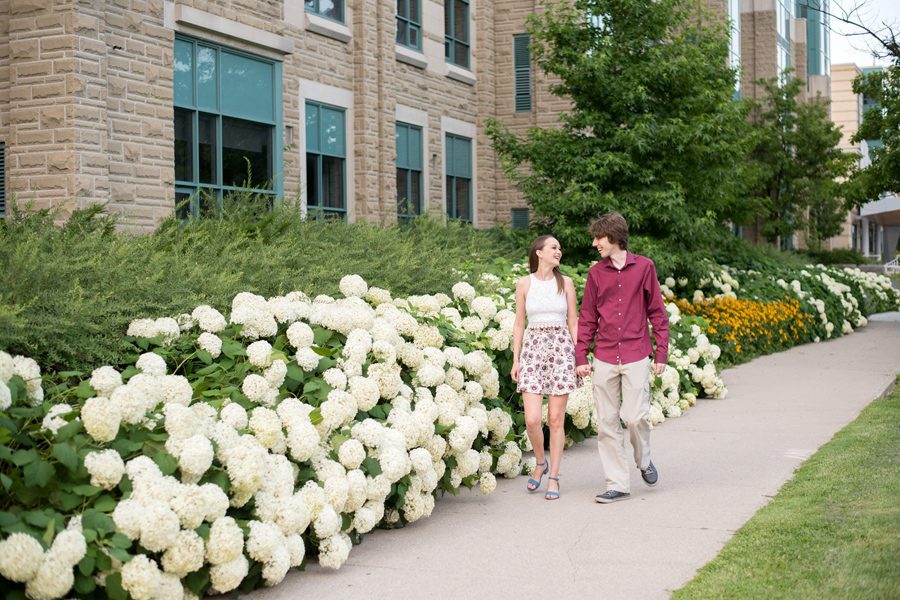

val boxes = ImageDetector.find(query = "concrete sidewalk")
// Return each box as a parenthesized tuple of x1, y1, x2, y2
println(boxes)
(251, 316, 900, 600)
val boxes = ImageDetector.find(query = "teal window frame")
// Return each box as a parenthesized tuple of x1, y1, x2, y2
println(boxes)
(445, 133, 472, 223)
(305, 101, 347, 219)
(445, 0, 470, 68)
(513, 34, 532, 112)
(397, 0, 422, 50)
(305, 0, 344, 23)
(173, 35, 283, 218)
(511, 208, 529, 230)
(396, 122, 423, 223)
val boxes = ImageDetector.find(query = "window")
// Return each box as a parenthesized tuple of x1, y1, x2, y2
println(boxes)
(174, 36, 281, 217)
(511, 208, 529, 230)
(306, 101, 346, 218)
(513, 35, 532, 112)
(445, 0, 470, 68)
(775, 0, 792, 80)
(396, 122, 423, 223)
(727, 0, 741, 95)
(397, 0, 421, 50)
(305, 0, 343, 23)
(445, 133, 472, 222)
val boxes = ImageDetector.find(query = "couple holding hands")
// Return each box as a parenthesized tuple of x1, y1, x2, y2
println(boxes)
(510, 212, 669, 503)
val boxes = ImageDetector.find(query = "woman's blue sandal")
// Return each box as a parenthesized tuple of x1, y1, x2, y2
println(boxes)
(545, 476, 561, 500)
(526, 460, 549, 492)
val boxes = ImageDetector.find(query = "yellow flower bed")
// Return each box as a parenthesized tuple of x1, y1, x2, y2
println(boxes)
(675, 297, 815, 361)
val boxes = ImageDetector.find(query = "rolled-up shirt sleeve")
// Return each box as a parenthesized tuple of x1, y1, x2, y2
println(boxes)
(575, 269, 598, 366)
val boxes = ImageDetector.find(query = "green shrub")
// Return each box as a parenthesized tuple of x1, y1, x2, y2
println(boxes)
(0, 204, 522, 371)
(794, 247, 869, 265)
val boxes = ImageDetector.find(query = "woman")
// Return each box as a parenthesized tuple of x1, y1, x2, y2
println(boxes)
(511, 235, 579, 500)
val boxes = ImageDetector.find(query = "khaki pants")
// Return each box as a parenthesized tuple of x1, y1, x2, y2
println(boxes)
(592, 357, 651, 493)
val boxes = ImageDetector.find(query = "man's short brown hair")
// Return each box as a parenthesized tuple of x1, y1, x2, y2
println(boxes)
(589, 212, 629, 250)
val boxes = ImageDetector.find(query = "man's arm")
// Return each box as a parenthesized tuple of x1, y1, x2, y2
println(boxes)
(575, 268, 599, 368)
(644, 261, 670, 370)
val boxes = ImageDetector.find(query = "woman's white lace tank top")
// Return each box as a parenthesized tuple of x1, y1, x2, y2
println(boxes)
(525, 274, 567, 328)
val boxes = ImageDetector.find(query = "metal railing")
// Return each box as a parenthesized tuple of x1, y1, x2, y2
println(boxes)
(884, 256, 900, 275)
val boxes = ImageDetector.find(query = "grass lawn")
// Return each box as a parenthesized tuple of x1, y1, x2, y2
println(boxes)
(673, 376, 900, 599)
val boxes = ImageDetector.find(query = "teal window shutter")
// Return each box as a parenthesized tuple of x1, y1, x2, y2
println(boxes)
(445, 133, 472, 222)
(511, 208, 529, 230)
(513, 35, 532, 112)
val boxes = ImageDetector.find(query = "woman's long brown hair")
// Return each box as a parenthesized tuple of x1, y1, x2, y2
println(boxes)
(528, 235, 565, 295)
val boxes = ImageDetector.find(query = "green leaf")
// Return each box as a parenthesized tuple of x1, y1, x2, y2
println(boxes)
(308, 407, 323, 426)
(109, 532, 133, 549)
(72, 484, 102, 496)
(83, 528, 98, 543)
(0, 417, 16, 434)
(361, 457, 382, 476)
(0, 473, 11, 490)
(54, 491, 83, 512)
(152, 452, 178, 476)
(196, 349, 213, 365)
(107, 547, 130, 563)
(23, 460, 55, 488)
(11, 448, 39, 466)
(23, 510, 52, 528)
(78, 553, 96, 577)
(105, 572, 127, 600)
(313, 327, 333, 345)
(42, 519, 56, 546)
(184, 569, 211, 596)
(74, 379, 96, 399)
(111, 438, 143, 454)
(54, 419, 84, 442)
(74, 571, 97, 594)
(93, 495, 117, 512)
(52, 442, 79, 472)
(81, 509, 115, 536)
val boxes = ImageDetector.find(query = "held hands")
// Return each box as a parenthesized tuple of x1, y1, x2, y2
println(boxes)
(653, 362, 666, 376)
(575, 364, 592, 378)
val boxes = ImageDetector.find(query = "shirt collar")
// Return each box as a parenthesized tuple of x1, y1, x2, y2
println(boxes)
(600, 251, 636, 270)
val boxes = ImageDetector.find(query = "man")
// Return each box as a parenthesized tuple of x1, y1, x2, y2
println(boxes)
(575, 212, 669, 503)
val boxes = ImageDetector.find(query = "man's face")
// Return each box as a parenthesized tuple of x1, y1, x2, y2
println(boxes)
(592, 236, 613, 258)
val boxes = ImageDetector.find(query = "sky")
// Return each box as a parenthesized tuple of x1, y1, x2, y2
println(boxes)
(828, 0, 899, 67)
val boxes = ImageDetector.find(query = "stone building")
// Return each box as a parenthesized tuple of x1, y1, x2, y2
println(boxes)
(0, 0, 571, 231)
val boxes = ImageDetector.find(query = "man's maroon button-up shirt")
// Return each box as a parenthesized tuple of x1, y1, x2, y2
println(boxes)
(575, 252, 669, 366)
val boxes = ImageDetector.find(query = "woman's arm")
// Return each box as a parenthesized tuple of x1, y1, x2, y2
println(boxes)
(565, 276, 579, 344)
(511, 276, 529, 381)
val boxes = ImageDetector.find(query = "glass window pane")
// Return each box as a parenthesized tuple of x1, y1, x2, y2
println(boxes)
(397, 168, 410, 214)
(175, 108, 193, 182)
(306, 103, 320, 153)
(199, 188, 218, 218)
(305, 0, 316, 12)
(197, 46, 217, 111)
(222, 117, 272, 189)
(410, 0, 420, 23)
(409, 26, 419, 48)
(320, 0, 342, 21)
(174, 39, 193, 106)
(446, 176, 454, 217)
(396, 124, 408, 168)
(321, 107, 345, 156)
(175, 190, 193, 219)
(307, 154, 319, 206)
(445, 1, 452, 35)
(198, 113, 217, 184)
(455, 178, 470, 221)
(409, 170, 421, 213)
(455, 41, 469, 68)
(221, 52, 274, 122)
(454, 1, 468, 42)
(408, 126, 422, 170)
(397, 20, 408, 46)
(322, 156, 344, 209)
(397, 0, 407, 19)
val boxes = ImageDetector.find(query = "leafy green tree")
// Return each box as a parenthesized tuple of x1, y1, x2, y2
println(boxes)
(744, 76, 856, 249)
(486, 0, 753, 255)
(846, 61, 900, 204)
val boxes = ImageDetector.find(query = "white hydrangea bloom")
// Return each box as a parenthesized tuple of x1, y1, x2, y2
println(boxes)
(0, 532, 44, 582)
(220, 402, 249, 430)
(0, 351, 15, 383)
(338, 438, 367, 469)
(160, 375, 193, 406)
(286, 321, 315, 349)
(84, 449, 125, 490)
(41, 403, 72, 436)
(295, 347, 322, 371)
(192, 305, 228, 333)
(120, 554, 162, 600)
(161, 530, 204, 577)
(451, 281, 476, 303)
(249, 407, 287, 453)
(135, 352, 167, 377)
(318, 533, 353, 570)
(81, 396, 121, 443)
(209, 554, 249, 594)
(470, 296, 498, 321)
(0, 381, 10, 411)
(246, 340, 274, 368)
(25, 555, 74, 600)
(206, 516, 244, 565)
(340, 274, 369, 298)
(178, 435, 215, 482)
(138, 504, 181, 552)
(242, 374, 272, 403)
(479, 472, 497, 494)
(89, 366, 123, 397)
(231, 292, 278, 340)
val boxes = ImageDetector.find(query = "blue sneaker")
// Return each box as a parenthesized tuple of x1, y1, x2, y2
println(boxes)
(641, 461, 658, 487)
(595, 490, 631, 503)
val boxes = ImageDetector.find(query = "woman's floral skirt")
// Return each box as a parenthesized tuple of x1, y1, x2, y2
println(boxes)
(516, 325, 577, 396)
